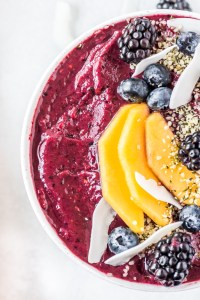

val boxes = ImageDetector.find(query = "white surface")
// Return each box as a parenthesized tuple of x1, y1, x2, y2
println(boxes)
(1, 0, 200, 299)
(53, 1, 74, 48)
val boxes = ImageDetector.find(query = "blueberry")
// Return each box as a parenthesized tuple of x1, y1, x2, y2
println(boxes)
(177, 32, 200, 56)
(147, 87, 172, 110)
(179, 205, 200, 233)
(117, 78, 150, 102)
(143, 63, 171, 88)
(108, 226, 139, 254)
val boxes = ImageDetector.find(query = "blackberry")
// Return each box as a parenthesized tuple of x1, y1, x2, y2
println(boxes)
(178, 131, 200, 171)
(157, 0, 192, 11)
(147, 232, 195, 286)
(118, 18, 157, 64)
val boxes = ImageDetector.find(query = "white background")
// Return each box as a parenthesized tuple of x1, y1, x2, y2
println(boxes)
(1, 0, 200, 299)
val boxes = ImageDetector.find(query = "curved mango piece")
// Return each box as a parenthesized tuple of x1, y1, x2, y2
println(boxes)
(146, 112, 199, 206)
(118, 104, 171, 226)
(98, 105, 144, 234)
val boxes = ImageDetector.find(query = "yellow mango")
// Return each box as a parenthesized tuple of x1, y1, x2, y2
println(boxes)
(98, 105, 144, 233)
(146, 112, 200, 206)
(118, 104, 171, 226)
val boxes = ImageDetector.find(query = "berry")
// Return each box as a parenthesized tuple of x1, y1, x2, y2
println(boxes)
(155, 268, 168, 280)
(157, 0, 192, 11)
(108, 226, 139, 254)
(179, 205, 200, 233)
(117, 78, 150, 102)
(147, 232, 195, 286)
(178, 131, 200, 171)
(177, 32, 200, 56)
(143, 63, 171, 88)
(147, 87, 172, 110)
(118, 18, 157, 63)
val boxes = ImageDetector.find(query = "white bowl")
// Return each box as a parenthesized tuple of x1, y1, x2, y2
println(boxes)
(21, 9, 200, 292)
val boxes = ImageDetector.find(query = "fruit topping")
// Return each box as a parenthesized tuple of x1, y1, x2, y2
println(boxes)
(176, 32, 200, 56)
(146, 113, 199, 206)
(147, 232, 195, 286)
(179, 205, 200, 233)
(88, 199, 116, 264)
(118, 104, 171, 226)
(118, 18, 157, 64)
(133, 45, 177, 77)
(105, 222, 182, 266)
(117, 78, 150, 102)
(156, 0, 192, 11)
(135, 172, 182, 209)
(98, 105, 144, 233)
(147, 87, 172, 111)
(108, 226, 139, 254)
(178, 131, 200, 171)
(143, 63, 171, 88)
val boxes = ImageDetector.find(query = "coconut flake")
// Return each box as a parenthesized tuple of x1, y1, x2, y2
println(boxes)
(105, 222, 182, 266)
(167, 18, 200, 35)
(88, 198, 116, 264)
(170, 43, 200, 109)
(135, 172, 182, 209)
(132, 45, 177, 77)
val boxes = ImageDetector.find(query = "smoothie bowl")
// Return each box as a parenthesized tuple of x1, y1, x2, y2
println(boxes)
(21, 9, 200, 291)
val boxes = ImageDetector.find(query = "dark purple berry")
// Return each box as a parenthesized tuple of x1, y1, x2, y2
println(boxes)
(157, 0, 192, 12)
(117, 78, 150, 102)
(147, 87, 172, 111)
(118, 18, 157, 63)
(108, 226, 139, 254)
(177, 32, 200, 56)
(143, 63, 171, 88)
(155, 268, 168, 280)
(179, 205, 200, 233)
(178, 131, 200, 171)
(147, 231, 195, 286)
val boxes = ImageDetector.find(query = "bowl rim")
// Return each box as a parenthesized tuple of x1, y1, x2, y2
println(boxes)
(21, 9, 200, 292)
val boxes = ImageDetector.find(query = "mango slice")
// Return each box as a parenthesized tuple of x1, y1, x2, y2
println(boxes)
(118, 104, 171, 226)
(98, 105, 144, 233)
(146, 113, 199, 206)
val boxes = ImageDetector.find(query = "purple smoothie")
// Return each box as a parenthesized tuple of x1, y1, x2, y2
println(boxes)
(30, 14, 200, 286)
